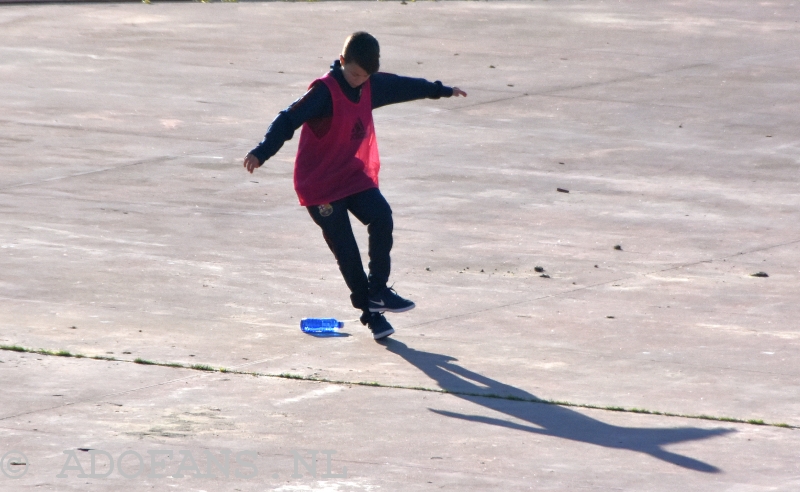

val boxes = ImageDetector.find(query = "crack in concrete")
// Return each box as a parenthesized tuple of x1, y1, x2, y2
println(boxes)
(407, 236, 800, 329)
(0, 117, 231, 142)
(0, 144, 240, 192)
(395, 61, 716, 121)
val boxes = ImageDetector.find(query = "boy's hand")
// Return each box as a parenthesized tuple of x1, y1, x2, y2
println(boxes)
(243, 153, 261, 174)
(451, 87, 467, 97)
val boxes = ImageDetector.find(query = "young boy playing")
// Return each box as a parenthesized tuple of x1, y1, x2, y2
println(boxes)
(243, 32, 467, 340)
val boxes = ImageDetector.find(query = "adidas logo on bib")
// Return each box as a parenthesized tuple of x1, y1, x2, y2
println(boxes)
(350, 118, 366, 141)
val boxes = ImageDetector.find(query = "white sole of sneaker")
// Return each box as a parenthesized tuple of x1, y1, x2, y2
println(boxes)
(372, 327, 395, 340)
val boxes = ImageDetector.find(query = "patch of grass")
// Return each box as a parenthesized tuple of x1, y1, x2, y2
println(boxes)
(164, 362, 185, 368)
(629, 408, 661, 415)
(134, 357, 156, 365)
(92, 355, 116, 361)
(190, 364, 215, 372)
(278, 373, 305, 380)
(36, 349, 73, 357)
(0, 345, 27, 352)
(408, 385, 436, 392)
(219, 367, 229, 373)
(747, 419, 766, 425)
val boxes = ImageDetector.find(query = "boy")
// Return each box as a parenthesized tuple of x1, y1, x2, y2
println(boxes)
(243, 32, 467, 340)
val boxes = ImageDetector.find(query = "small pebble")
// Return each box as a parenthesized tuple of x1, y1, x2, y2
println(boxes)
(614, 245, 622, 251)
(540, 274, 550, 278)
(557, 188, 569, 193)
(751, 272, 769, 278)
(534, 266, 545, 273)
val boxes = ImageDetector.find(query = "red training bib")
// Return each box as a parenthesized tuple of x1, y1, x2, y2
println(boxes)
(294, 72, 381, 206)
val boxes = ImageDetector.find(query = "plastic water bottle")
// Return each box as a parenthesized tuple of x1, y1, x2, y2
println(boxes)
(300, 318, 344, 333)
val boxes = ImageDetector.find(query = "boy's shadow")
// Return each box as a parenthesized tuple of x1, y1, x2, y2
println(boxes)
(380, 339, 734, 473)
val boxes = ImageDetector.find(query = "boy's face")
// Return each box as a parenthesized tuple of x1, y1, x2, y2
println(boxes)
(339, 55, 371, 88)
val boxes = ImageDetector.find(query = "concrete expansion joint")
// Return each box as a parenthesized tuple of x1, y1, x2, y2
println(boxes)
(0, 344, 794, 430)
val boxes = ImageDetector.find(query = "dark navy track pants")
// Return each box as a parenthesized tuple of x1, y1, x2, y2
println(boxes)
(306, 187, 393, 312)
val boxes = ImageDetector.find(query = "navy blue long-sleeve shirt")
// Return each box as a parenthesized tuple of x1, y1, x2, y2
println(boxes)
(249, 60, 455, 164)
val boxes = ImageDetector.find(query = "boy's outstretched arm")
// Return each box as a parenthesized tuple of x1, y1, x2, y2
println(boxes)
(370, 73, 466, 109)
(242, 83, 331, 174)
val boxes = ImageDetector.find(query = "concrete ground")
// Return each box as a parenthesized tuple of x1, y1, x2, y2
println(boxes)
(1, 1, 799, 490)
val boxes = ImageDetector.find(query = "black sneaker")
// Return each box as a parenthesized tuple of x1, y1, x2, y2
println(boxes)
(367, 313, 395, 340)
(369, 287, 415, 313)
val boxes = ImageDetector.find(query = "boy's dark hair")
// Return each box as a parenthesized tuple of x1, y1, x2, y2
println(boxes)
(342, 32, 380, 75)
